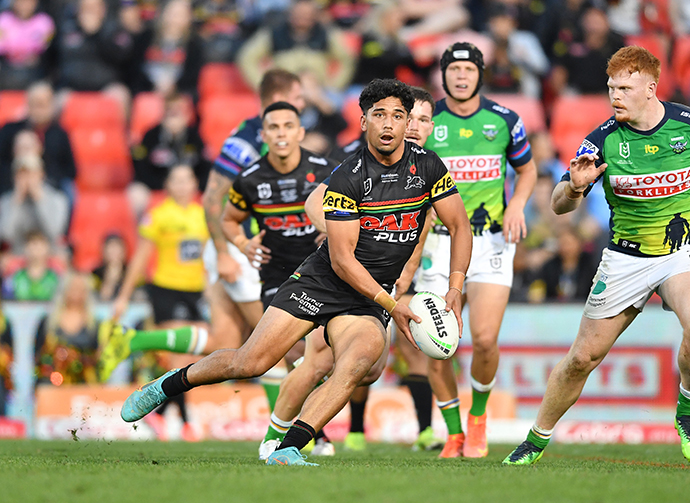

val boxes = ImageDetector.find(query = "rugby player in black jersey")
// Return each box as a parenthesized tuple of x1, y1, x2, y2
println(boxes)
(120, 79, 473, 466)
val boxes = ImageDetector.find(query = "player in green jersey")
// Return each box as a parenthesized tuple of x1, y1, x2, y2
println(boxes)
(504, 46, 690, 465)
(419, 42, 537, 458)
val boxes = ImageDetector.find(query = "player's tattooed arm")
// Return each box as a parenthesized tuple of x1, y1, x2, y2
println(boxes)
(504, 158, 537, 243)
(203, 170, 240, 282)
(551, 153, 608, 215)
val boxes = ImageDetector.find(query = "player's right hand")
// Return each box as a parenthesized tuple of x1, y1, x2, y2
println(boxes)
(391, 303, 422, 351)
(217, 250, 241, 283)
(569, 153, 608, 191)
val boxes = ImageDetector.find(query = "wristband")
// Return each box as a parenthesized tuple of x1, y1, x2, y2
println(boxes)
(449, 286, 463, 295)
(564, 182, 584, 200)
(374, 289, 398, 314)
(450, 271, 466, 279)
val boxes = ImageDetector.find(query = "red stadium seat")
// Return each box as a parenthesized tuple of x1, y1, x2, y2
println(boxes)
(199, 94, 261, 158)
(337, 97, 363, 147)
(198, 63, 255, 101)
(673, 36, 690, 98)
(484, 93, 547, 133)
(129, 92, 165, 144)
(550, 95, 613, 165)
(625, 34, 674, 100)
(60, 92, 126, 133)
(0, 91, 27, 127)
(69, 190, 137, 272)
(69, 126, 133, 190)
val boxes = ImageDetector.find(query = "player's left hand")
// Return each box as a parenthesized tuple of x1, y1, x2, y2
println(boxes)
(502, 202, 527, 244)
(394, 274, 413, 301)
(444, 287, 464, 338)
(391, 302, 422, 351)
(243, 230, 271, 268)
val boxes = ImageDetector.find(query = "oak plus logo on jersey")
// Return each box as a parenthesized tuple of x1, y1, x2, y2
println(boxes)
(264, 214, 315, 237)
(434, 125, 448, 143)
(360, 211, 421, 243)
(442, 154, 502, 182)
(609, 166, 690, 199)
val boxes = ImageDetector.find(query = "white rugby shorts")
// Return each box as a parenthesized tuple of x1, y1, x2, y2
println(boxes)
(415, 231, 515, 297)
(584, 246, 690, 319)
(203, 240, 261, 303)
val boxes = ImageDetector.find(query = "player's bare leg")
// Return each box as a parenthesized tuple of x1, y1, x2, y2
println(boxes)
(503, 307, 637, 465)
(203, 282, 251, 352)
(657, 271, 690, 460)
(462, 282, 510, 457)
(273, 315, 386, 454)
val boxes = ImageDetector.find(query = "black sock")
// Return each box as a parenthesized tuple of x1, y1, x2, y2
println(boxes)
(403, 374, 433, 432)
(349, 397, 366, 433)
(171, 393, 188, 423)
(278, 420, 315, 451)
(161, 364, 194, 397)
(314, 429, 330, 442)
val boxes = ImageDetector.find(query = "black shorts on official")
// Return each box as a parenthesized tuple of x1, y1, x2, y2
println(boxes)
(269, 253, 392, 341)
(146, 284, 204, 325)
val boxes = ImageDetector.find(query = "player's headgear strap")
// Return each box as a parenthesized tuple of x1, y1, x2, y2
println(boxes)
(440, 42, 485, 99)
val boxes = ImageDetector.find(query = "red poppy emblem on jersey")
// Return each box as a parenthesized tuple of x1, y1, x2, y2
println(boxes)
(306, 172, 316, 183)
(410, 164, 417, 175)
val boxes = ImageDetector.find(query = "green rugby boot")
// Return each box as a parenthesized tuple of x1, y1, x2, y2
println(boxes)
(675, 416, 690, 461)
(343, 432, 367, 451)
(121, 369, 176, 422)
(412, 426, 444, 451)
(98, 321, 135, 382)
(266, 447, 319, 466)
(502, 441, 544, 466)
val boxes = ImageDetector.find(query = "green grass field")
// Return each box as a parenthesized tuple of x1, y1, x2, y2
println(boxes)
(0, 440, 687, 503)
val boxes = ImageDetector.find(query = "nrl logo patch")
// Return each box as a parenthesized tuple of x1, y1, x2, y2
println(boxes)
(257, 183, 272, 200)
(434, 125, 448, 142)
(482, 125, 498, 141)
(363, 177, 372, 196)
(619, 142, 630, 159)
(670, 139, 687, 154)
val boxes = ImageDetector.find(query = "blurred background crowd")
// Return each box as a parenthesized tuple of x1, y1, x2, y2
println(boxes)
(0, 0, 688, 412)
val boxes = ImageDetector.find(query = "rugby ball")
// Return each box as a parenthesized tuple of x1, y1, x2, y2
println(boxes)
(408, 292, 460, 360)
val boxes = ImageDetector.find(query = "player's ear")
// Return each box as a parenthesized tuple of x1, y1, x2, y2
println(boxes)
(260, 127, 267, 143)
(647, 79, 656, 99)
(298, 126, 305, 142)
(360, 114, 367, 132)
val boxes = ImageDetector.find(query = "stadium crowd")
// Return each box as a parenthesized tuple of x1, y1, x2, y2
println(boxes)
(0, 0, 689, 436)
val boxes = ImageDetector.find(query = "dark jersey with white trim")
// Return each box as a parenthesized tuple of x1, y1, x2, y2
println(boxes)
(213, 116, 265, 179)
(228, 148, 335, 286)
(563, 101, 690, 257)
(320, 141, 458, 286)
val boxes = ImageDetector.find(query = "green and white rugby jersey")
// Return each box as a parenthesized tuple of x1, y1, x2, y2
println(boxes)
(424, 96, 533, 236)
(566, 102, 690, 257)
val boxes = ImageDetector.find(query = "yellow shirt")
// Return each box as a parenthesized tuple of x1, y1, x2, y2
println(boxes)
(139, 197, 209, 292)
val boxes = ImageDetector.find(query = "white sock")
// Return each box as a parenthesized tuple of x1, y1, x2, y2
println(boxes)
(532, 424, 554, 439)
(470, 375, 496, 393)
(192, 327, 208, 355)
(269, 412, 292, 434)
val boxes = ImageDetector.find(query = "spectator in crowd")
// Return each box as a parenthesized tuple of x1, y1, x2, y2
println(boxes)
(550, 6, 625, 95)
(350, 0, 432, 89)
(0, 300, 14, 416)
(670, 0, 690, 35)
(129, 93, 209, 216)
(35, 272, 100, 385)
(55, 0, 133, 113)
(538, 0, 591, 61)
(129, 0, 204, 97)
(397, 0, 469, 41)
(2, 231, 60, 301)
(327, 0, 371, 29)
(484, 38, 522, 94)
(529, 225, 598, 303)
(0, 0, 55, 90)
(0, 155, 69, 254)
(0, 81, 76, 196)
(298, 70, 347, 156)
(237, 0, 355, 91)
(91, 233, 127, 302)
(484, 2, 549, 98)
(194, 0, 258, 62)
